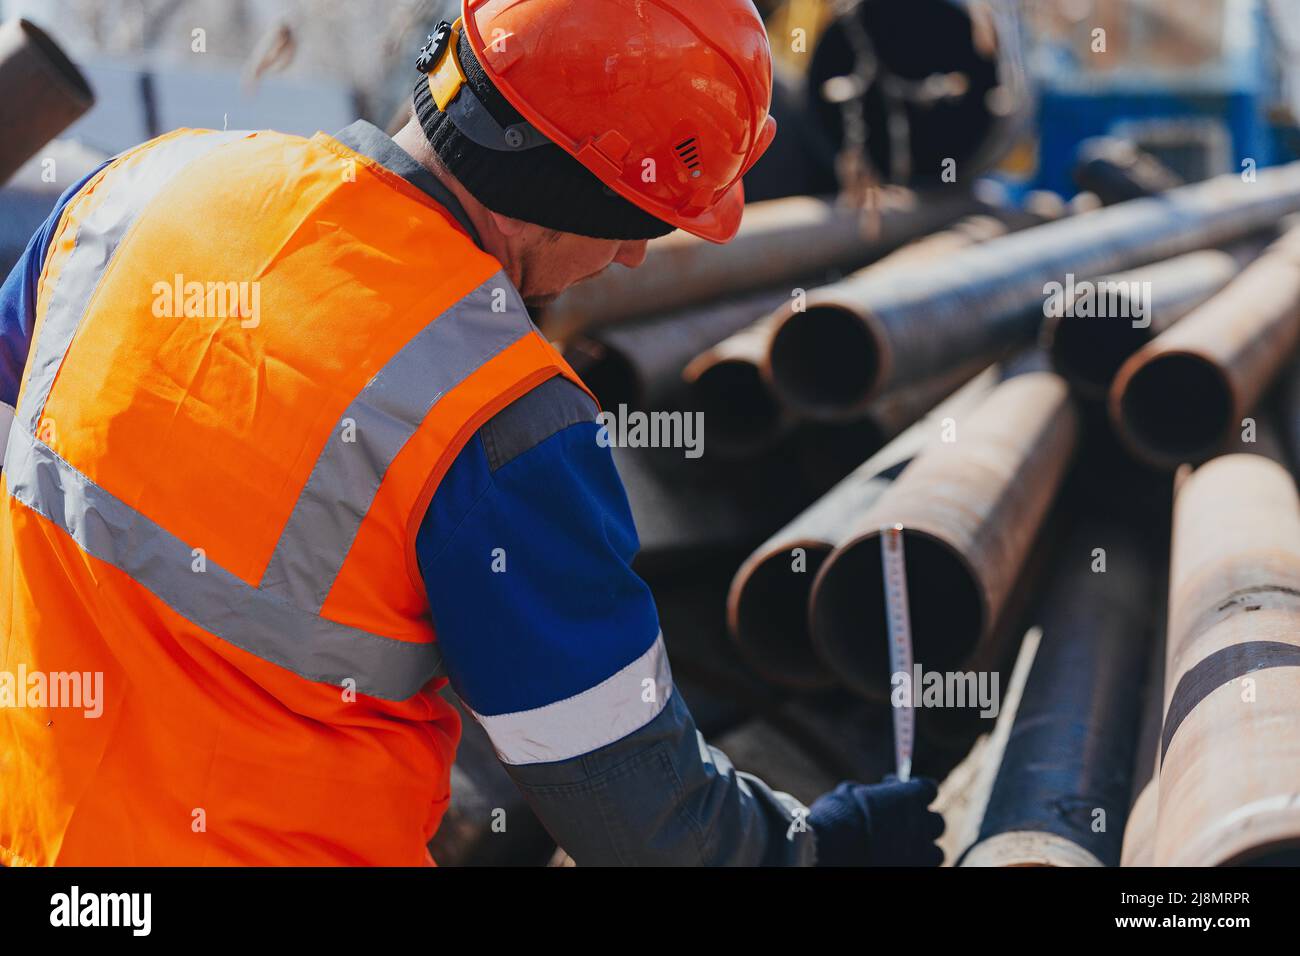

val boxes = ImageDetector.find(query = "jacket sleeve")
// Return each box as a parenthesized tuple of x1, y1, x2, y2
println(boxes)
(415, 375, 816, 865)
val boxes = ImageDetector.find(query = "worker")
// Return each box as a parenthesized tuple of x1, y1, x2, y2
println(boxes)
(0, 0, 943, 866)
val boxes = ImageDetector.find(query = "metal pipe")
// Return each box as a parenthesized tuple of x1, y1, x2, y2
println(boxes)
(961, 517, 1159, 867)
(562, 288, 794, 410)
(680, 216, 1014, 456)
(1110, 228, 1300, 470)
(1155, 454, 1300, 865)
(680, 314, 793, 459)
(1044, 249, 1238, 402)
(1072, 136, 1184, 206)
(1120, 623, 1167, 868)
(727, 368, 998, 689)
(0, 19, 94, 185)
(766, 164, 1300, 419)
(540, 189, 985, 339)
(809, 372, 1078, 700)
(806, 0, 1031, 188)
(792, 356, 992, 491)
(1270, 356, 1300, 475)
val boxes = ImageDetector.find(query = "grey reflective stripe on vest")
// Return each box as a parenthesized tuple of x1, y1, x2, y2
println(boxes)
(258, 272, 535, 612)
(17, 130, 248, 434)
(4, 426, 443, 701)
(2, 129, 543, 700)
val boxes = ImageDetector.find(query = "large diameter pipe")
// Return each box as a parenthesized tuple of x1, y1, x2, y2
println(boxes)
(807, 0, 1030, 187)
(541, 189, 985, 338)
(1044, 249, 1238, 402)
(1155, 454, 1300, 865)
(727, 368, 999, 688)
(681, 216, 1013, 456)
(0, 19, 94, 185)
(767, 163, 1300, 419)
(961, 518, 1158, 867)
(1110, 229, 1300, 470)
(809, 372, 1078, 700)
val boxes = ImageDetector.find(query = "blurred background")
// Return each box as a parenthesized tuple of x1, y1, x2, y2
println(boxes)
(6, 0, 1300, 268)
(5, 1, 1300, 868)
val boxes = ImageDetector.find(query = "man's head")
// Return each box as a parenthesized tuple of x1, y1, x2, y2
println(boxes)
(403, 0, 776, 304)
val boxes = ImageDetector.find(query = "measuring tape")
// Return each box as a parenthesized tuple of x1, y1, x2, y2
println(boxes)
(880, 523, 914, 782)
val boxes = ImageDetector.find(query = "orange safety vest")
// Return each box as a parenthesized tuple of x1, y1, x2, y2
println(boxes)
(0, 126, 590, 865)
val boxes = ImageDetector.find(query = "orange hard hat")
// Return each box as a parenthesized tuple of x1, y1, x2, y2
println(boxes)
(456, 0, 777, 243)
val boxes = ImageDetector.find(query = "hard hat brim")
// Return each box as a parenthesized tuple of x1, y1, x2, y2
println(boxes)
(671, 179, 747, 244)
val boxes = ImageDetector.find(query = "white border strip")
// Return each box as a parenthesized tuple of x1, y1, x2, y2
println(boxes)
(472, 633, 673, 765)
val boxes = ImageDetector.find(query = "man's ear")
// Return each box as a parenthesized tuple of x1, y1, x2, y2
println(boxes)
(488, 210, 528, 237)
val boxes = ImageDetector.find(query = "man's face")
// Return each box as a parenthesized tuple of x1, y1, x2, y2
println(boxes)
(513, 228, 649, 308)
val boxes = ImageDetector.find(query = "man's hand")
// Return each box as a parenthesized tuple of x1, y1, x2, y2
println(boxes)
(808, 777, 945, 866)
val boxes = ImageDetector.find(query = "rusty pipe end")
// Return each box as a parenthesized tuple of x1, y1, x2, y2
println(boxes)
(562, 337, 642, 410)
(1045, 311, 1152, 403)
(809, 526, 987, 701)
(766, 300, 888, 420)
(1111, 349, 1234, 470)
(726, 541, 838, 689)
(683, 355, 786, 458)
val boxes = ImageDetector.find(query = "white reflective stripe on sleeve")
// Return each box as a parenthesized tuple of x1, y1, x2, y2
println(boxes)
(471, 633, 673, 766)
(0, 402, 13, 467)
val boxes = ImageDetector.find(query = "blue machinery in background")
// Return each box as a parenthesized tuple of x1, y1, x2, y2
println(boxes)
(1024, 0, 1299, 196)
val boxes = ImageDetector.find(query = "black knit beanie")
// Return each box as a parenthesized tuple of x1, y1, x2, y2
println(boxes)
(414, 29, 675, 241)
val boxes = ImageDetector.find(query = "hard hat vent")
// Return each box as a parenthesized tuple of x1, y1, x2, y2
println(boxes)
(675, 137, 702, 177)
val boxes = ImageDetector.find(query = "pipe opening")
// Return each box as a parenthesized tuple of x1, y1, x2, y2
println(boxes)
(1120, 353, 1231, 464)
(1051, 313, 1149, 398)
(688, 359, 783, 454)
(769, 305, 880, 415)
(732, 545, 834, 686)
(563, 339, 640, 410)
(812, 529, 983, 697)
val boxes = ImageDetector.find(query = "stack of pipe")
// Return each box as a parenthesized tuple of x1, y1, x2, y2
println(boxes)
(684, 214, 1017, 458)
(808, 372, 1078, 701)
(542, 189, 986, 338)
(1154, 455, 1300, 865)
(763, 163, 1300, 421)
(1110, 226, 1300, 470)
(727, 368, 998, 688)
(562, 287, 796, 412)
(1043, 249, 1239, 402)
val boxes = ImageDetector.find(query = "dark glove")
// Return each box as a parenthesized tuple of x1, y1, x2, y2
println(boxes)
(808, 776, 944, 866)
